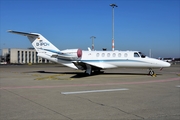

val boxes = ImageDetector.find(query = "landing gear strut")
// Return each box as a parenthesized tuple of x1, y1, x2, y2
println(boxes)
(85, 64, 92, 75)
(85, 66, 103, 75)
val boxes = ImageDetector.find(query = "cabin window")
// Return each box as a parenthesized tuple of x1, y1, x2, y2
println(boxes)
(124, 53, 128, 57)
(96, 53, 99, 57)
(118, 53, 121, 57)
(113, 53, 116, 57)
(134, 52, 140, 57)
(102, 53, 105, 57)
(107, 53, 110, 57)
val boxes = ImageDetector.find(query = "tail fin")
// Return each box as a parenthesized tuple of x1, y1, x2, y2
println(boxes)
(8, 30, 80, 69)
(8, 30, 60, 54)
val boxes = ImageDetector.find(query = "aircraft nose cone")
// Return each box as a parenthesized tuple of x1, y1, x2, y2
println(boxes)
(162, 61, 171, 67)
(155, 59, 171, 67)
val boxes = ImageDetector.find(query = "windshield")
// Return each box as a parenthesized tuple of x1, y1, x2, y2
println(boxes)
(138, 52, 146, 58)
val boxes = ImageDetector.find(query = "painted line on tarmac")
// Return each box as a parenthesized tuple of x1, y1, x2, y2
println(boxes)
(0, 77, 179, 90)
(61, 88, 129, 95)
(176, 85, 180, 88)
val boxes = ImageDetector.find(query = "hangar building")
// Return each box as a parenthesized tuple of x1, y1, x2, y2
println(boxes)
(2, 48, 50, 64)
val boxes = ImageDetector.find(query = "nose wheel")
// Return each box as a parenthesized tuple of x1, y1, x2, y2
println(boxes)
(149, 69, 156, 76)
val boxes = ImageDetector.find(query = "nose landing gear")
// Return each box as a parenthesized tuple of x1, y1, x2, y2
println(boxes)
(149, 69, 156, 77)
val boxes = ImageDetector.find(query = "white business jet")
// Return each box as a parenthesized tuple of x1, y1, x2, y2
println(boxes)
(8, 30, 170, 76)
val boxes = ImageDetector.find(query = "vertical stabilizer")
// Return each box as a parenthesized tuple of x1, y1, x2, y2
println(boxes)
(8, 30, 60, 54)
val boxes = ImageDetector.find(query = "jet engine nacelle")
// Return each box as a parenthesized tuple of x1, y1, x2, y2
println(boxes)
(61, 49, 82, 58)
(52, 49, 82, 61)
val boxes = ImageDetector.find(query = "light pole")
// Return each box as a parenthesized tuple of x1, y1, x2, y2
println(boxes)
(110, 4, 118, 51)
(149, 49, 152, 57)
(90, 36, 96, 51)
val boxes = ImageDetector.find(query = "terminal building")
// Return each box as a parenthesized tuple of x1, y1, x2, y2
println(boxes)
(2, 48, 50, 64)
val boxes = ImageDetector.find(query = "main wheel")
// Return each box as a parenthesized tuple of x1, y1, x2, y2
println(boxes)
(94, 69, 101, 74)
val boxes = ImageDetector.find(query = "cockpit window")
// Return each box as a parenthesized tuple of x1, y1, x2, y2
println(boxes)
(138, 52, 146, 58)
(134, 52, 140, 57)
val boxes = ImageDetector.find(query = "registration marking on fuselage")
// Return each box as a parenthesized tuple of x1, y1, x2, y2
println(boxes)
(61, 88, 129, 95)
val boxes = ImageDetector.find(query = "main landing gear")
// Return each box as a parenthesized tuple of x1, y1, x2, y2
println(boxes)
(149, 69, 156, 77)
(85, 64, 102, 75)
(85, 64, 92, 75)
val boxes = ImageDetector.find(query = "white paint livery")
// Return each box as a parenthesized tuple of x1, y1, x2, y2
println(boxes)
(8, 30, 171, 76)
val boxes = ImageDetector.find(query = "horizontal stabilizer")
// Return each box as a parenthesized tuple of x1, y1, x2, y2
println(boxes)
(8, 30, 39, 37)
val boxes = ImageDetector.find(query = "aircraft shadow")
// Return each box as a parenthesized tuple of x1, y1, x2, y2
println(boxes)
(26, 71, 162, 78)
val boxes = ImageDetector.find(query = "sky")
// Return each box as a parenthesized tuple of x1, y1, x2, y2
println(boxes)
(0, 0, 179, 58)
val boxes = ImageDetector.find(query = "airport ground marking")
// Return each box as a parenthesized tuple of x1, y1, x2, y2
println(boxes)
(176, 85, 180, 88)
(0, 77, 179, 90)
(61, 88, 129, 95)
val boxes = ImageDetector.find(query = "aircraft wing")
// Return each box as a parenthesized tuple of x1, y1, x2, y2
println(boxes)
(73, 61, 117, 70)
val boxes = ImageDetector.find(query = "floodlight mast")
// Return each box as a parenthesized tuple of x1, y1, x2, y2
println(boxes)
(110, 4, 118, 51)
(90, 36, 96, 51)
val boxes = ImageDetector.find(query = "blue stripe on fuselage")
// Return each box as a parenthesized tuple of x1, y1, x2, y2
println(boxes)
(81, 59, 149, 63)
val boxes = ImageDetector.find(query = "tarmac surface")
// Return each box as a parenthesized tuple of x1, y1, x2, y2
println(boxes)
(0, 64, 180, 120)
